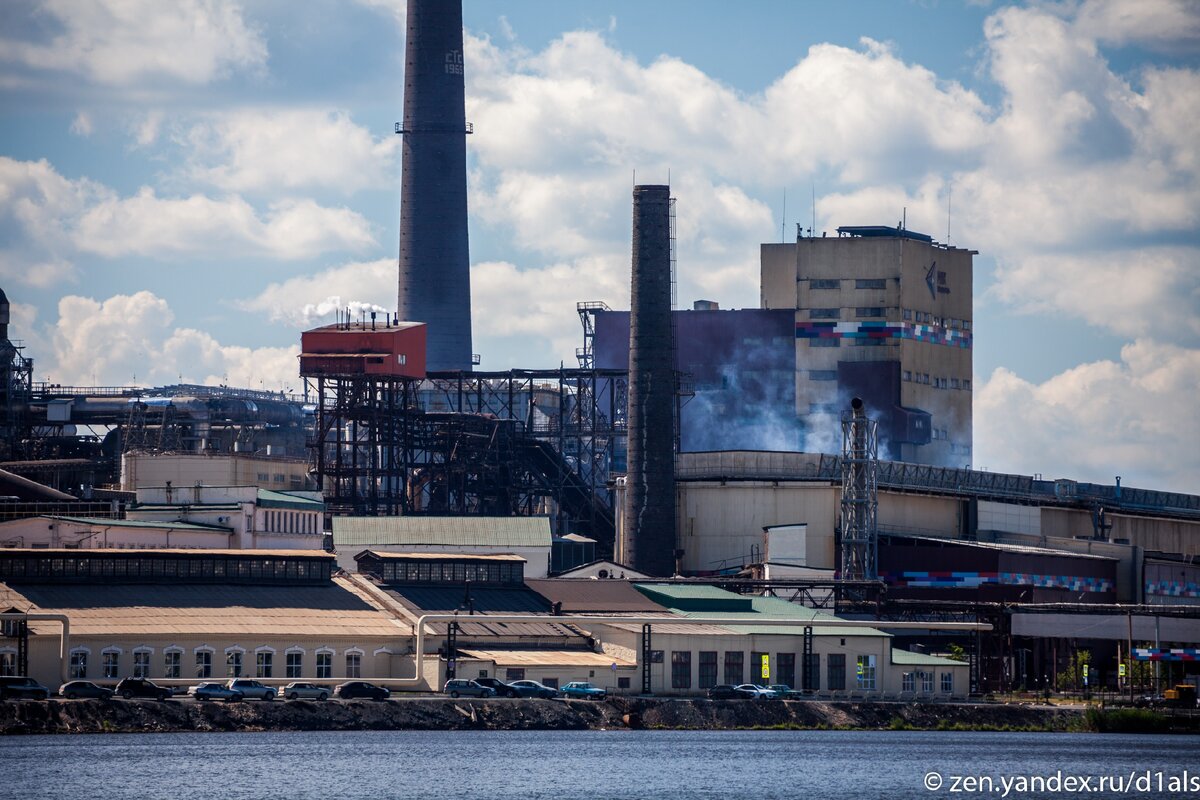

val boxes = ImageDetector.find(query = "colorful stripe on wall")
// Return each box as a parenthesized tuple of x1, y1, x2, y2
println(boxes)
(1146, 580, 1200, 598)
(1134, 647, 1200, 662)
(796, 321, 972, 349)
(881, 570, 1113, 593)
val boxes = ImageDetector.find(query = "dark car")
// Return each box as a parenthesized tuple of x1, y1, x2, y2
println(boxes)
(114, 677, 171, 700)
(58, 681, 114, 700)
(474, 677, 518, 698)
(443, 679, 496, 699)
(506, 680, 558, 699)
(707, 684, 756, 700)
(0, 676, 52, 700)
(334, 681, 390, 701)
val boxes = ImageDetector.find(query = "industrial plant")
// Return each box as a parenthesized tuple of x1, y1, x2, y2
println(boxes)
(1, 0, 1197, 706)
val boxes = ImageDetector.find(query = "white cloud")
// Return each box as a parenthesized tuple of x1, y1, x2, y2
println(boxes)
(239, 258, 395, 327)
(1073, 0, 1200, 53)
(41, 291, 299, 390)
(180, 109, 399, 194)
(974, 340, 1200, 494)
(0, 0, 267, 86)
(74, 189, 376, 260)
(69, 111, 93, 137)
(131, 111, 164, 148)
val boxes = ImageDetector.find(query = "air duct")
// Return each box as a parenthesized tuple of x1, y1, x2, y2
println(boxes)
(396, 0, 473, 370)
(621, 185, 677, 577)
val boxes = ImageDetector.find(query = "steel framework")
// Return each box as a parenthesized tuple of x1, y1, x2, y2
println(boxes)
(839, 399, 879, 580)
(305, 369, 628, 549)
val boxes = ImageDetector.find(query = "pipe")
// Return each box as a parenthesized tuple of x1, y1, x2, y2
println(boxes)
(382, 612, 993, 686)
(0, 612, 71, 684)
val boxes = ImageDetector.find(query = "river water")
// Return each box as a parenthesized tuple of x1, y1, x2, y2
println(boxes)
(1, 730, 1196, 799)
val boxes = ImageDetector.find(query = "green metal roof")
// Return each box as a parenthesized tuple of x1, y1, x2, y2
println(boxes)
(256, 489, 325, 511)
(633, 582, 889, 638)
(890, 649, 968, 668)
(45, 516, 232, 532)
(332, 516, 552, 548)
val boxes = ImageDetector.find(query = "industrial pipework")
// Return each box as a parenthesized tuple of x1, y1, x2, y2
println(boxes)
(396, 0, 474, 371)
(621, 185, 677, 577)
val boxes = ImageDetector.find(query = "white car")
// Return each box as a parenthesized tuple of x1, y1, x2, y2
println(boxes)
(282, 682, 330, 701)
(226, 678, 276, 700)
(734, 684, 779, 700)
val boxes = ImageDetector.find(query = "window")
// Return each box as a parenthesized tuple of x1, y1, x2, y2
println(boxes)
(810, 279, 840, 289)
(903, 673, 915, 692)
(808, 370, 838, 381)
(723, 651, 744, 685)
(941, 672, 953, 693)
(257, 652, 273, 679)
(671, 651, 691, 689)
(809, 308, 840, 319)
(856, 655, 876, 690)
(963, 380, 971, 391)
(698, 652, 718, 689)
(649, 650, 664, 664)
(316, 652, 332, 679)
(855, 338, 885, 346)
(963, 320, 971, 330)
(617, 677, 631, 689)
(803, 653, 820, 691)
(809, 338, 839, 347)
(951, 378, 961, 389)
(751, 652, 769, 684)
(903, 309, 912, 320)
(542, 677, 558, 689)
(827, 653, 846, 691)
(226, 651, 243, 678)
(777, 653, 796, 690)
(346, 653, 361, 679)
(0, 652, 14, 677)
(856, 307, 883, 317)
(505, 668, 525, 682)
(257, 472, 269, 482)
(70, 650, 88, 679)
(196, 651, 212, 679)
(922, 671, 934, 694)
(903, 370, 912, 382)
(273, 474, 286, 483)
(164, 651, 181, 679)
(133, 650, 150, 678)
(103, 651, 120, 679)
(855, 279, 886, 289)
(286, 652, 302, 679)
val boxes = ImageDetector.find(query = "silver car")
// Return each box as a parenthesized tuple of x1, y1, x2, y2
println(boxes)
(443, 679, 496, 699)
(282, 682, 329, 701)
(226, 679, 276, 700)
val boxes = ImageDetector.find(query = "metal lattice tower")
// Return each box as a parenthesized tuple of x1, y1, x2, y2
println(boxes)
(839, 397, 878, 580)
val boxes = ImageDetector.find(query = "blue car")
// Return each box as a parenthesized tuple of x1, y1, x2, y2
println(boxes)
(188, 682, 244, 702)
(560, 682, 607, 700)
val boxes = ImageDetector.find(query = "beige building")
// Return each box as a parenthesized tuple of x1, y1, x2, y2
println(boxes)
(121, 452, 315, 493)
(761, 226, 975, 466)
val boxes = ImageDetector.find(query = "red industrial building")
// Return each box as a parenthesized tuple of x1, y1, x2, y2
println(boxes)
(299, 320, 426, 379)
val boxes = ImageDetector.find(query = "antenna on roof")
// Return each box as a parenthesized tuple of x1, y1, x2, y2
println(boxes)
(946, 181, 952, 246)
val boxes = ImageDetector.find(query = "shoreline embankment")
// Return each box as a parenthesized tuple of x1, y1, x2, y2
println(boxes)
(4, 697, 1195, 736)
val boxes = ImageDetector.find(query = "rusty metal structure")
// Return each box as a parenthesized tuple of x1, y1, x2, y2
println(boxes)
(304, 369, 627, 549)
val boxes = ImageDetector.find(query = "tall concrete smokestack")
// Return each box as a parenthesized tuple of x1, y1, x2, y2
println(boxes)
(397, 0, 472, 370)
(622, 185, 677, 577)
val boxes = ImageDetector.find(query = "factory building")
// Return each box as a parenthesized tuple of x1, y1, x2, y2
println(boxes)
(761, 226, 975, 466)
(332, 516, 553, 576)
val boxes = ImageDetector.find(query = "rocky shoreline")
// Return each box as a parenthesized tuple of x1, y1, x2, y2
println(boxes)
(0, 697, 1129, 735)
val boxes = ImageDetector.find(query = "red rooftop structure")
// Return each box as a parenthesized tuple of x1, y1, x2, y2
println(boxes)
(299, 319, 426, 379)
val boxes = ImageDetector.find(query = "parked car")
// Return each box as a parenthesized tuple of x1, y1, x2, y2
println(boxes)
(443, 679, 496, 699)
(707, 684, 756, 700)
(282, 682, 330, 701)
(334, 681, 390, 701)
(735, 684, 779, 700)
(227, 679, 276, 701)
(188, 683, 244, 702)
(0, 676, 51, 700)
(560, 681, 607, 700)
(114, 678, 171, 701)
(474, 677, 518, 698)
(767, 684, 805, 699)
(58, 681, 114, 700)
(506, 680, 558, 699)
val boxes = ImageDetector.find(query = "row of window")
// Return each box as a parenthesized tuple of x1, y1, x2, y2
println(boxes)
(905, 310, 970, 330)
(903, 371, 971, 391)
(66, 647, 364, 681)
(262, 510, 319, 535)
(808, 279, 888, 290)
(256, 472, 301, 485)
(371, 560, 524, 586)
(902, 671, 955, 694)
(809, 307, 886, 319)
(657, 651, 955, 693)
(807, 338, 893, 348)
(0, 553, 332, 584)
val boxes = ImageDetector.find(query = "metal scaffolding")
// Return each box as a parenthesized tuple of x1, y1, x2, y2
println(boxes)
(839, 398, 879, 580)
(305, 369, 628, 550)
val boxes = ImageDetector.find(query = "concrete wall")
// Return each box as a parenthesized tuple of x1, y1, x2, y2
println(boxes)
(122, 453, 313, 492)
(0, 516, 235, 550)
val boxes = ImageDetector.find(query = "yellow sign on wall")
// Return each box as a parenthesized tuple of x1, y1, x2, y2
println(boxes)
(761, 654, 770, 680)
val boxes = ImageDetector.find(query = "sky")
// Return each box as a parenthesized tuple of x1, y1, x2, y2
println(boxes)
(0, 0, 1197, 493)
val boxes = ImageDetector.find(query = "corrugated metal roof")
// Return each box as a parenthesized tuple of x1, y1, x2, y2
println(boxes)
(334, 516, 552, 547)
(890, 649, 968, 667)
(526, 579, 672, 613)
(257, 489, 324, 511)
(358, 550, 526, 562)
(376, 584, 581, 639)
(458, 649, 635, 667)
(42, 516, 230, 532)
(1, 577, 403, 638)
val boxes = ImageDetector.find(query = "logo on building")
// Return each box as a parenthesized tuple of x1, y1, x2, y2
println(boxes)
(445, 50, 464, 75)
(926, 262, 950, 299)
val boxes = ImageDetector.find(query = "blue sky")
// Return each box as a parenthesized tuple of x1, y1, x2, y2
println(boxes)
(1, 0, 1197, 492)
